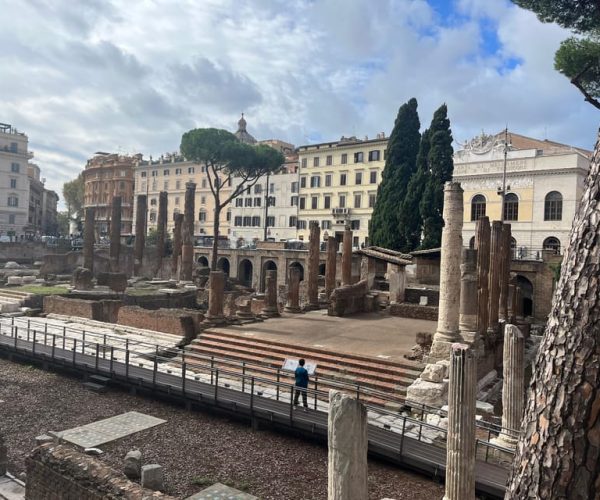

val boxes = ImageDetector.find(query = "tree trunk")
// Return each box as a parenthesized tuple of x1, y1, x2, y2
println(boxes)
(505, 129, 600, 499)
(211, 205, 221, 271)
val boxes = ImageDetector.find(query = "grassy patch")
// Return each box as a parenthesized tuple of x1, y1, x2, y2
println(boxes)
(12, 285, 70, 296)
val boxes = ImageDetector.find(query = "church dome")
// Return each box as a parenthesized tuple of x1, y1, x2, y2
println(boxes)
(234, 113, 257, 144)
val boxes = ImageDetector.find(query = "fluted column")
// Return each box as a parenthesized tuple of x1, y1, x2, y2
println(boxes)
(109, 196, 122, 272)
(487, 221, 503, 334)
(459, 248, 478, 343)
(134, 194, 147, 276)
(444, 343, 476, 500)
(307, 221, 320, 309)
(180, 182, 196, 281)
(285, 266, 302, 313)
(171, 213, 183, 280)
(155, 191, 168, 274)
(262, 269, 280, 317)
(341, 226, 353, 286)
(325, 237, 337, 299)
(475, 216, 490, 338)
(83, 207, 95, 273)
(498, 223, 512, 321)
(206, 270, 225, 321)
(508, 273, 517, 323)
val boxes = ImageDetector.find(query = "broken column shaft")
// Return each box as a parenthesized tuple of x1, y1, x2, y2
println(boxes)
(206, 270, 225, 322)
(180, 182, 196, 281)
(325, 237, 337, 299)
(134, 194, 147, 276)
(155, 191, 168, 274)
(487, 221, 503, 334)
(83, 206, 95, 273)
(341, 226, 353, 286)
(307, 221, 320, 309)
(459, 248, 478, 342)
(262, 269, 280, 317)
(475, 216, 490, 338)
(498, 223, 512, 321)
(285, 266, 302, 313)
(171, 213, 184, 280)
(109, 196, 122, 272)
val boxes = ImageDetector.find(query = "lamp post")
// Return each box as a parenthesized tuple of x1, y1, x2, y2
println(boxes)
(499, 127, 510, 222)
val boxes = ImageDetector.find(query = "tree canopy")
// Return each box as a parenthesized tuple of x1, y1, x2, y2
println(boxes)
(62, 174, 84, 219)
(369, 98, 421, 251)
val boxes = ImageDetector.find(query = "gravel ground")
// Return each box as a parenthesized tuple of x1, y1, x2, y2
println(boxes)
(0, 358, 444, 499)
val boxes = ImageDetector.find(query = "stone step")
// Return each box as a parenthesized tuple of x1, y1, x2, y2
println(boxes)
(82, 381, 107, 393)
(89, 374, 111, 385)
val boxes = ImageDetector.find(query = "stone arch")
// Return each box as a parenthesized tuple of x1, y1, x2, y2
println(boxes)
(516, 274, 534, 318)
(238, 258, 254, 287)
(216, 257, 230, 276)
(260, 260, 278, 292)
(197, 256, 209, 267)
(289, 261, 304, 282)
(543, 236, 561, 254)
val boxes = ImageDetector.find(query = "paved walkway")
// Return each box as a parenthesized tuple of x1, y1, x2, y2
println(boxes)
(0, 475, 25, 500)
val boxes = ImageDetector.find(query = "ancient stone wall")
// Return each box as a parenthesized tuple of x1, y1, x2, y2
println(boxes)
(39, 251, 83, 277)
(43, 296, 122, 323)
(117, 306, 202, 341)
(389, 303, 439, 321)
(327, 280, 372, 317)
(404, 287, 440, 306)
(26, 443, 174, 500)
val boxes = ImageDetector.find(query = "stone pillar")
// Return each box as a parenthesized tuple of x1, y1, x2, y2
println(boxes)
(459, 248, 478, 343)
(508, 273, 517, 323)
(306, 221, 320, 309)
(444, 343, 476, 500)
(493, 324, 524, 449)
(388, 263, 406, 303)
(171, 213, 184, 280)
(325, 237, 337, 299)
(360, 256, 377, 290)
(341, 226, 353, 286)
(134, 194, 147, 276)
(206, 270, 225, 322)
(262, 269, 280, 317)
(285, 266, 302, 313)
(475, 217, 490, 339)
(429, 182, 464, 362)
(498, 223, 512, 321)
(487, 221, 503, 334)
(109, 196, 122, 272)
(181, 182, 196, 282)
(327, 390, 368, 500)
(83, 206, 95, 273)
(155, 191, 168, 274)
(515, 286, 524, 320)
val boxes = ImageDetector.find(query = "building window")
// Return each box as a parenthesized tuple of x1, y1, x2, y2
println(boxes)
(9, 179, 16, 189)
(199, 211, 207, 222)
(471, 194, 486, 221)
(383, 149, 387, 160)
(301, 158, 307, 168)
(339, 195, 346, 208)
(227, 210, 231, 222)
(267, 216, 275, 227)
(300, 177, 307, 188)
(368, 194, 376, 208)
(253, 197, 260, 207)
(354, 152, 364, 163)
(252, 216, 261, 226)
(291, 196, 298, 206)
(289, 216, 297, 227)
(355, 172, 362, 185)
(243, 216, 251, 227)
(254, 185, 262, 194)
(234, 216, 243, 227)
(299, 197, 306, 209)
(163, 181, 168, 190)
(141, 171, 147, 178)
(370, 171, 377, 184)
(311, 196, 318, 209)
(149, 212, 156, 222)
(151, 170, 157, 177)
(291, 182, 298, 193)
(313, 157, 320, 167)
(188, 167, 195, 174)
(298, 220, 307, 230)
(368, 150, 380, 161)
(341, 153, 348, 164)
(235, 198, 243, 207)
(268, 196, 276, 207)
(322, 220, 331, 229)
(503, 193, 519, 221)
(543, 237, 561, 254)
(270, 183, 274, 192)
(163, 169, 170, 176)
(201, 196, 206, 204)
(9, 143, 17, 153)
(8, 214, 15, 225)
(340, 173, 347, 186)
(351, 220, 360, 230)
(175, 197, 180, 205)
(175, 168, 182, 175)
(324, 195, 331, 209)
(202, 179, 207, 188)
(176, 180, 181, 189)
(353, 236, 359, 247)
(310, 175, 320, 188)
(544, 191, 563, 221)
(354, 194, 361, 208)
(326, 155, 332, 166)
(11, 163, 19, 173)
(245, 198, 252, 207)
(325, 174, 332, 187)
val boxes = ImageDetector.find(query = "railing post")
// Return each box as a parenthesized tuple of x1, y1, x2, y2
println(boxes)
(182, 362, 187, 396)
(356, 383, 360, 400)
(153, 356, 158, 388)
(250, 377, 255, 415)
(51, 334, 56, 360)
(214, 369, 219, 402)
(399, 416, 407, 458)
(289, 385, 294, 425)
(276, 368, 280, 401)
(314, 374, 318, 410)
(27, 327, 30, 343)
(13, 326, 17, 349)
(44, 327, 47, 346)
(210, 356, 214, 385)
(72, 339, 77, 366)
(242, 362, 246, 393)
(95, 343, 100, 370)
(62, 327, 66, 350)
(125, 350, 130, 380)
(110, 346, 114, 374)
(82, 330, 86, 354)
(32, 330, 36, 355)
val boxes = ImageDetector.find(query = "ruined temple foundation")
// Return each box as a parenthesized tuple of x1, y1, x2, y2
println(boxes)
(83, 206, 95, 273)
(285, 266, 302, 313)
(134, 194, 147, 276)
(306, 222, 321, 310)
(444, 343, 476, 500)
(205, 271, 225, 323)
(171, 213, 184, 280)
(109, 196, 122, 273)
(262, 269, 280, 317)
(327, 391, 368, 500)
(325, 237, 337, 299)
(180, 182, 196, 282)
(341, 227, 353, 286)
(492, 324, 524, 449)
(428, 182, 464, 363)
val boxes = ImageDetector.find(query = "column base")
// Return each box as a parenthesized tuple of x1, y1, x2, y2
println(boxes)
(204, 315, 226, 326)
(304, 303, 320, 311)
(490, 433, 518, 450)
(426, 333, 461, 363)
(261, 308, 280, 318)
(284, 306, 302, 314)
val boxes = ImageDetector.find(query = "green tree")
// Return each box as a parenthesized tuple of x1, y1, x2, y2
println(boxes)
(369, 98, 421, 250)
(514, 0, 600, 109)
(62, 174, 85, 225)
(180, 128, 284, 270)
(419, 104, 454, 249)
(56, 211, 70, 235)
(399, 128, 431, 250)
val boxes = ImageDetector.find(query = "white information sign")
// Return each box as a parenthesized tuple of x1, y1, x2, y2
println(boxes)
(282, 358, 317, 375)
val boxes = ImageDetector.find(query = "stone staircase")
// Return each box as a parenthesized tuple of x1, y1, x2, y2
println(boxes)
(0, 289, 31, 313)
(184, 328, 424, 408)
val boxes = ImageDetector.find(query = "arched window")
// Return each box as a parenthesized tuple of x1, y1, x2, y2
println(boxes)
(471, 195, 486, 221)
(543, 237, 561, 254)
(544, 191, 563, 221)
(469, 236, 475, 249)
(503, 193, 519, 221)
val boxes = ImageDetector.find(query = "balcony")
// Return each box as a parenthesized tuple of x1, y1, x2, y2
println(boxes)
(332, 207, 350, 216)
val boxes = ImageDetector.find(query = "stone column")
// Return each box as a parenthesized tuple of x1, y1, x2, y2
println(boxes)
(475, 217, 490, 339)
(206, 270, 225, 322)
(515, 286, 524, 320)
(444, 343, 476, 500)
(327, 390, 368, 500)
(134, 194, 147, 276)
(498, 223, 512, 321)
(493, 324, 524, 449)
(83, 206, 95, 273)
(429, 182, 463, 362)
(341, 226, 353, 286)
(109, 196, 122, 272)
(155, 191, 168, 274)
(360, 256, 377, 290)
(388, 263, 406, 304)
(262, 269, 280, 317)
(459, 248, 478, 343)
(508, 273, 517, 323)
(285, 266, 302, 313)
(325, 237, 337, 299)
(180, 182, 196, 281)
(306, 221, 320, 309)
(171, 213, 184, 280)
(487, 221, 503, 334)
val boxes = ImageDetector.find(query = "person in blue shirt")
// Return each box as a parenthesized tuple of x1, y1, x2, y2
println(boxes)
(294, 358, 309, 409)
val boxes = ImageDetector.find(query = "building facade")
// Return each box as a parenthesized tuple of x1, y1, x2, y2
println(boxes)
(42, 188, 59, 235)
(453, 131, 591, 257)
(82, 153, 137, 236)
(296, 134, 387, 247)
(27, 164, 44, 235)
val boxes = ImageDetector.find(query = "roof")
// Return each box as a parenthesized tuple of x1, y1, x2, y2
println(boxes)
(356, 246, 412, 265)
(235, 113, 257, 145)
(496, 131, 592, 157)
(410, 247, 441, 256)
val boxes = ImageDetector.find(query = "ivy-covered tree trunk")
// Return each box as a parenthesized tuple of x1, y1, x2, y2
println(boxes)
(506, 129, 600, 499)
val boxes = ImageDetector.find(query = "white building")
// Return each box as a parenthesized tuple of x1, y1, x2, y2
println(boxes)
(453, 131, 591, 257)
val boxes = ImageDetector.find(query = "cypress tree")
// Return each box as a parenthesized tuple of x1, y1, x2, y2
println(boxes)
(369, 98, 421, 250)
(419, 104, 454, 249)
(399, 128, 431, 251)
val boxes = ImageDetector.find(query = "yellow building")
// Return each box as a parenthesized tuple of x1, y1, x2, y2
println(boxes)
(296, 134, 388, 247)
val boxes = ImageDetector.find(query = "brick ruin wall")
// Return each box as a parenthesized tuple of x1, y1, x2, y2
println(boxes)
(43, 296, 122, 323)
(117, 306, 203, 341)
(26, 443, 175, 500)
(389, 302, 439, 321)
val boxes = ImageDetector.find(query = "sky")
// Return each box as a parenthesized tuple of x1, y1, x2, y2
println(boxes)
(0, 0, 598, 208)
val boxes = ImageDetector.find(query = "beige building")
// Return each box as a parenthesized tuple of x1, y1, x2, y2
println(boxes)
(453, 131, 591, 257)
(296, 134, 387, 247)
